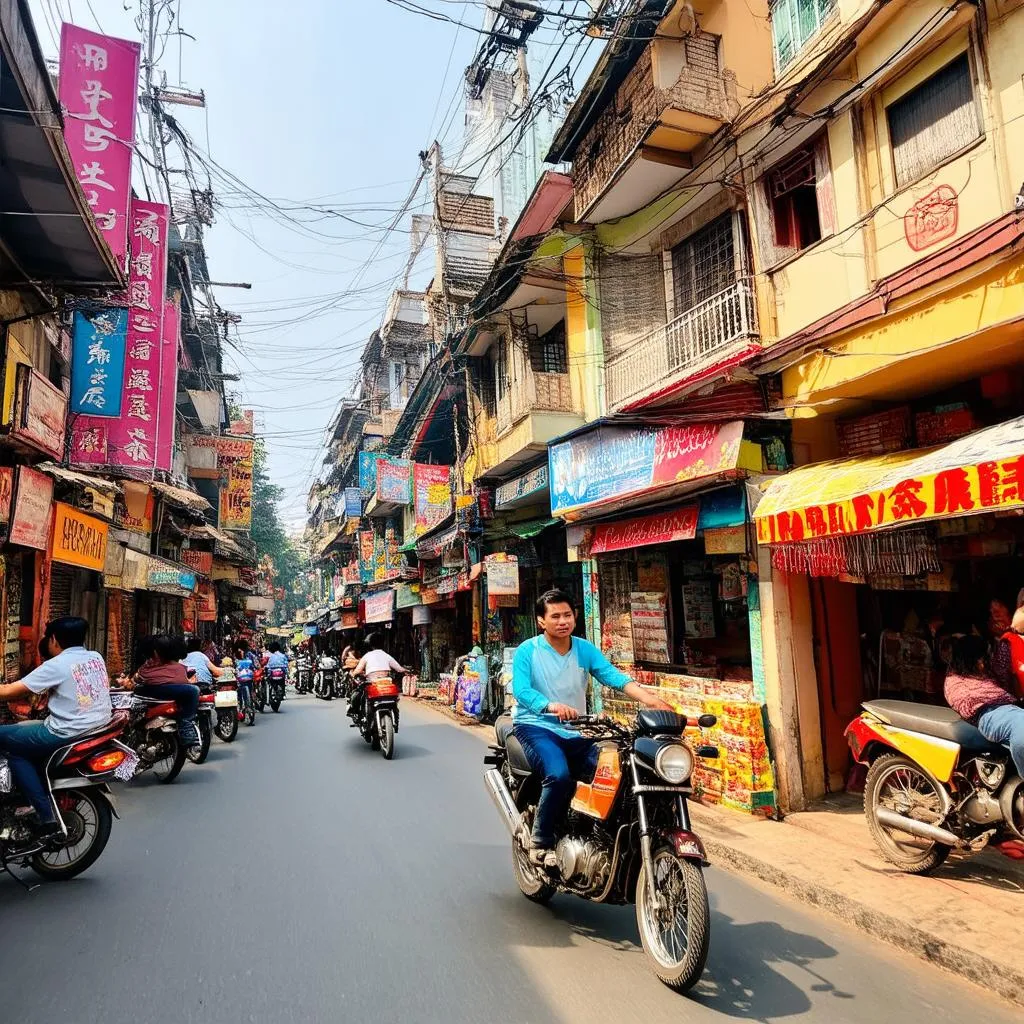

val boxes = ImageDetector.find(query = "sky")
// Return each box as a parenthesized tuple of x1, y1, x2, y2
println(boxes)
(28, 0, 594, 530)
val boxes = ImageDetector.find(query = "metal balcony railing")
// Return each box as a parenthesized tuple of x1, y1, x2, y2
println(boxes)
(496, 370, 575, 436)
(605, 278, 759, 410)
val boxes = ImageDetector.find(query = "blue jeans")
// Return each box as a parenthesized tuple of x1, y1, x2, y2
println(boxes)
(0, 721, 68, 821)
(136, 683, 200, 740)
(513, 724, 599, 848)
(977, 704, 1024, 778)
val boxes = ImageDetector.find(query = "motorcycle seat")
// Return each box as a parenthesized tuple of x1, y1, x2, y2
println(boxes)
(494, 714, 514, 747)
(863, 699, 993, 751)
(505, 734, 534, 775)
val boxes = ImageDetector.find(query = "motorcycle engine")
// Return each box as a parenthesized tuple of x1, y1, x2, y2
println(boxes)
(555, 836, 611, 892)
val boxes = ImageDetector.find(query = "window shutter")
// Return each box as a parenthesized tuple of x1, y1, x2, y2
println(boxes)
(751, 179, 795, 270)
(813, 134, 837, 237)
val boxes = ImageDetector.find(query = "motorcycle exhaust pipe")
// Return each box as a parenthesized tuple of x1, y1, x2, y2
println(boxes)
(484, 768, 523, 839)
(875, 808, 960, 846)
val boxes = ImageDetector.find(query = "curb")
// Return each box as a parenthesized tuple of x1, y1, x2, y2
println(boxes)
(699, 828, 1024, 1008)
(408, 696, 1023, 1007)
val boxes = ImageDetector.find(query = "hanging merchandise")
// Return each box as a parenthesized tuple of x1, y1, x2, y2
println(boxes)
(681, 581, 715, 639)
(630, 592, 670, 664)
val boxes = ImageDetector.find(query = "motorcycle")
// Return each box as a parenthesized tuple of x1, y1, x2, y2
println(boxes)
(847, 699, 1024, 874)
(254, 665, 267, 714)
(349, 673, 400, 759)
(187, 685, 215, 765)
(213, 678, 239, 742)
(0, 710, 133, 883)
(111, 690, 189, 783)
(484, 710, 717, 993)
(314, 656, 338, 701)
(295, 655, 313, 694)
(268, 666, 287, 712)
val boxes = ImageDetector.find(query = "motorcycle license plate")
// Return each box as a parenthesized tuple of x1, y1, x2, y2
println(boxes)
(215, 690, 238, 708)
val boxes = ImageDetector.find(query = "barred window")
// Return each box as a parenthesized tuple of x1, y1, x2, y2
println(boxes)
(529, 321, 567, 375)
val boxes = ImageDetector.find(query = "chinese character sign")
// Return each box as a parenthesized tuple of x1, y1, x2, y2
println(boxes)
(59, 24, 140, 267)
(155, 300, 179, 471)
(70, 309, 128, 415)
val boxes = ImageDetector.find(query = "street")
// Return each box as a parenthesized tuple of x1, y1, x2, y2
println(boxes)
(0, 696, 1017, 1024)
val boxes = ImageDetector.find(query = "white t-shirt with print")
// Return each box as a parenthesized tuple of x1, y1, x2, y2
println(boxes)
(22, 647, 112, 738)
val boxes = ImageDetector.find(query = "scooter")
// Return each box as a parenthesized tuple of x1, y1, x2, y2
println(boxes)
(847, 698, 1024, 874)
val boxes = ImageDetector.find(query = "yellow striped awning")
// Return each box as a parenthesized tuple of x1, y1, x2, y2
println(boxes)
(754, 417, 1024, 544)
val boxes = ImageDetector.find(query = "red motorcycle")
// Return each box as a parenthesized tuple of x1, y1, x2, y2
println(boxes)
(0, 709, 134, 883)
(267, 665, 286, 712)
(111, 690, 190, 784)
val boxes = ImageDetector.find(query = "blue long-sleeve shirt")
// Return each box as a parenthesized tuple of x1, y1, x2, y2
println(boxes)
(512, 635, 632, 738)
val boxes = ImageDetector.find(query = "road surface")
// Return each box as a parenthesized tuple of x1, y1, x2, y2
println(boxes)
(1, 695, 1017, 1023)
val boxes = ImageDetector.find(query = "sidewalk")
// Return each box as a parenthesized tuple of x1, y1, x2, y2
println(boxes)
(410, 695, 1024, 1005)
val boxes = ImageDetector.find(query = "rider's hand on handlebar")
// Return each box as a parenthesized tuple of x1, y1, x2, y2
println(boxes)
(548, 702, 579, 722)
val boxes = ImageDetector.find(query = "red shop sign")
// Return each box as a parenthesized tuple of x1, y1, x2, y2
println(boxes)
(589, 505, 699, 555)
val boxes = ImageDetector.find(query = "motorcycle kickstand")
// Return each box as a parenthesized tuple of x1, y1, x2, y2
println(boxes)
(2, 857, 40, 893)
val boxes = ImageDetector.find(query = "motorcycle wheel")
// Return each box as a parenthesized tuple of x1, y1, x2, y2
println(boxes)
(152, 733, 188, 784)
(256, 685, 267, 714)
(380, 713, 395, 760)
(270, 692, 282, 712)
(636, 848, 710, 993)
(29, 789, 113, 881)
(864, 753, 951, 874)
(511, 837, 556, 905)
(245, 701, 256, 727)
(187, 715, 213, 764)
(215, 709, 238, 743)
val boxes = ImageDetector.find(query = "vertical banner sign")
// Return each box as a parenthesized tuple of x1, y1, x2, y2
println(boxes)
(358, 530, 375, 583)
(70, 309, 128, 415)
(216, 437, 254, 529)
(59, 24, 140, 267)
(71, 201, 170, 468)
(155, 300, 179, 471)
(358, 452, 379, 497)
(413, 463, 452, 536)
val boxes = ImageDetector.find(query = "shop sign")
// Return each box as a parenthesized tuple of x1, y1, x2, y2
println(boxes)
(210, 560, 240, 583)
(484, 554, 519, 595)
(52, 503, 108, 571)
(589, 506, 699, 555)
(182, 597, 197, 634)
(0, 467, 13, 523)
(70, 308, 129, 416)
(197, 580, 217, 621)
(155, 300, 179, 471)
(395, 582, 422, 609)
(229, 410, 254, 435)
(414, 463, 452, 536)
(703, 525, 747, 555)
(338, 611, 356, 629)
(147, 565, 197, 592)
(343, 561, 360, 585)
(412, 605, 432, 626)
(180, 549, 213, 575)
(84, 487, 115, 520)
(376, 457, 412, 504)
(358, 451, 379, 496)
(436, 574, 459, 596)
(358, 530, 375, 583)
(12, 366, 67, 460)
(549, 421, 744, 518)
(220, 457, 253, 530)
(420, 586, 441, 605)
(755, 419, 1024, 545)
(496, 464, 549, 508)
(9, 466, 53, 551)
(364, 588, 395, 624)
(59, 24, 140, 266)
(344, 487, 362, 518)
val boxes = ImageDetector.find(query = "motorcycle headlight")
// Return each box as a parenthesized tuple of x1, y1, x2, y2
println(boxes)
(654, 743, 693, 785)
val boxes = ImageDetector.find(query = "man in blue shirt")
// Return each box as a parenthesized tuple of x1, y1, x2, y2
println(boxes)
(266, 642, 289, 672)
(512, 588, 672, 866)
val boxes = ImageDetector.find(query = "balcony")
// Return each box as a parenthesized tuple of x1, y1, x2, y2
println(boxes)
(605, 278, 760, 411)
(572, 36, 737, 222)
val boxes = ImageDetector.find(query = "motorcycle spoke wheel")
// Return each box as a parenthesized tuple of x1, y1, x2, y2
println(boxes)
(865, 753, 950, 873)
(152, 735, 187, 783)
(380, 714, 395, 759)
(636, 849, 709, 992)
(30, 791, 112, 880)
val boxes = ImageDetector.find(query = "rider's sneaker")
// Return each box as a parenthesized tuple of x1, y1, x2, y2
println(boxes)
(179, 721, 200, 745)
(528, 845, 558, 870)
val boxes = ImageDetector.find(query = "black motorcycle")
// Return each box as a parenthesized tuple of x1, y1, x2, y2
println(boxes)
(314, 655, 338, 701)
(267, 666, 286, 712)
(349, 674, 400, 759)
(295, 656, 313, 694)
(484, 711, 717, 993)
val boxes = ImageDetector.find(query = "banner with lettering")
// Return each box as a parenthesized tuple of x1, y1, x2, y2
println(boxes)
(70, 309, 128, 416)
(59, 24, 140, 267)
(413, 463, 452, 536)
(155, 300, 179, 471)
(589, 506, 699, 554)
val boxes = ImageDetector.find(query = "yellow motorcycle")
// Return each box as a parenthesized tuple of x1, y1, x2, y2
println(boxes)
(847, 699, 1024, 874)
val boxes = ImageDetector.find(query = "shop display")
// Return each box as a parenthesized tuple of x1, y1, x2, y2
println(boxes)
(681, 581, 715, 639)
(629, 592, 669, 664)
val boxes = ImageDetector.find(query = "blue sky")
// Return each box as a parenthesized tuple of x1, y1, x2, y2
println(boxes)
(30, 0, 484, 526)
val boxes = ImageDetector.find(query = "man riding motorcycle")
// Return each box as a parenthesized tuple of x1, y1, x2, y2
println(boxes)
(0, 616, 112, 838)
(348, 634, 409, 725)
(511, 589, 673, 869)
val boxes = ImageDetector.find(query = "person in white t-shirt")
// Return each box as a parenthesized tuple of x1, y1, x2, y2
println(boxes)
(348, 633, 409, 723)
(0, 617, 112, 836)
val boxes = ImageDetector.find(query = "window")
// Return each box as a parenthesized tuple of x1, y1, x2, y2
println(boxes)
(886, 54, 980, 187)
(529, 321, 567, 374)
(771, 0, 836, 72)
(768, 148, 822, 250)
(494, 336, 509, 400)
(671, 214, 738, 315)
(478, 355, 497, 417)
(388, 360, 405, 404)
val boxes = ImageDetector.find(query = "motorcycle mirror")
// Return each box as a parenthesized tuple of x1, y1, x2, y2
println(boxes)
(696, 745, 720, 759)
(698, 714, 717, 729)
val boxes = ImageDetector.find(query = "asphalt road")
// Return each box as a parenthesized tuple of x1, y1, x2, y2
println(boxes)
(1, 694, 1017, 1024)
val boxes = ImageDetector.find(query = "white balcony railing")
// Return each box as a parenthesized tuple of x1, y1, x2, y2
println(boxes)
(605, 278, 759, 411)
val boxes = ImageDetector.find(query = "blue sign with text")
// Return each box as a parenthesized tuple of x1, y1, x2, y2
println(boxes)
(70, 309, 129, 416)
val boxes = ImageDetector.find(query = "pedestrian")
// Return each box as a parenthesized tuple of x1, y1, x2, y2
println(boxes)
(0, 617, 112, 837)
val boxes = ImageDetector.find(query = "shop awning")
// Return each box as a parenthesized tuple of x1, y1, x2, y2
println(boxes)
(507, 517, 559, 539)
(151, 481, 212, 514)
(36, 463, 121, 495)
(754, 417, 1024, 545)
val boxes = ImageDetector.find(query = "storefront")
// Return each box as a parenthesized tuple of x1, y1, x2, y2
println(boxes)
(754, 414, 1024, 793)
(549, 419, 779, 813)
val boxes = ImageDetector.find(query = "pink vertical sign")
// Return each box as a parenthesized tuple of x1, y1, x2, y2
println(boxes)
(71, 200, 169, 470)
(155, 300, 180, 472)
(59, 24, 140, 269)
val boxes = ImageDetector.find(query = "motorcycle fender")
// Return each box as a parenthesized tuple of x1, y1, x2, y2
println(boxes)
(146, 717, 176, 732)
(660, 827, 708, 866)
(850, 716, 959, 783)
(52, 781, 119, 818)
